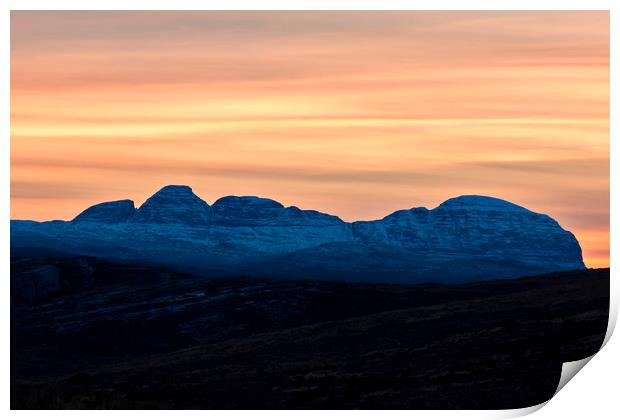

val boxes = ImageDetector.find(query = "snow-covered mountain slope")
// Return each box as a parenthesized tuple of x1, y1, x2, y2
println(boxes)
(132, 185, 211, 225)
(73, 199, 136, 223)
(10, 186, 585, 283)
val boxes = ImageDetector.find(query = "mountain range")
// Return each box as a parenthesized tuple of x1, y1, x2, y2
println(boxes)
(10, 185, 585, 283)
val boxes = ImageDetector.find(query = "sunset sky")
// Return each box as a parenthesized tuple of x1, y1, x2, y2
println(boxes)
(10, 11, 609, 267)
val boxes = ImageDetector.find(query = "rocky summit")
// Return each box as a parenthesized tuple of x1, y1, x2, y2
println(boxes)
(73, 199, 136, 223)
(10, 185, 585, 283)
(132, 185, 211, 225)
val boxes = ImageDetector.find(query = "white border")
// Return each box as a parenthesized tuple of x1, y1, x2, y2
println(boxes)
(1, 0, 617, 11)
(2, 1, 616, 418)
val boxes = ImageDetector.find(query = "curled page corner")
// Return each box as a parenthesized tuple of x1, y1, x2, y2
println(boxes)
(494, 401, 548, 419)
(554, 355, 595, 396)
(602, 289, 618, 347)
(496, 354, 597, 419)
(549, 287, 617, 400)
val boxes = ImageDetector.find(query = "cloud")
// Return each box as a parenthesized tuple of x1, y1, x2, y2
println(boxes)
(463, 158, 609, 178)
(10, 180, 105, 200)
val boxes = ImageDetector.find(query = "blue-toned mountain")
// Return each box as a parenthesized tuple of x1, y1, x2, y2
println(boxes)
(10, 185, 585, 283)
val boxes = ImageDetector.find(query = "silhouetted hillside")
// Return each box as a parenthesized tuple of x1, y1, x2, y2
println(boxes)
(11, 255, 608, 409)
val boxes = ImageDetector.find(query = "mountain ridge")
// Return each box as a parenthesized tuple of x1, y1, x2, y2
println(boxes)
(11, 185, 585, 283)
(64, 186, 552, 225)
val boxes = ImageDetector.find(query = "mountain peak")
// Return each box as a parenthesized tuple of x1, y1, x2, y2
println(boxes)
(73, 199, 136, 223)
(212, 195, 286, 226)
(213, 195, 284, 208)
(132, 185, 211, 225)
(436, 195, 528, 212)
(157, 185, 194, 194)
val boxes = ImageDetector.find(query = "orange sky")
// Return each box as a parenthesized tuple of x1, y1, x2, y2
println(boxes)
(10, 11, 609, 267)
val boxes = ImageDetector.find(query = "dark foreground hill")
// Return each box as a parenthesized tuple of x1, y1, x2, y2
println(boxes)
(11, 256, 608, 409)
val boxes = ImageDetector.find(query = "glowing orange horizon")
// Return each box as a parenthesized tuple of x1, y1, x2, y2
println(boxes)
(10, 11, 609, 267)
